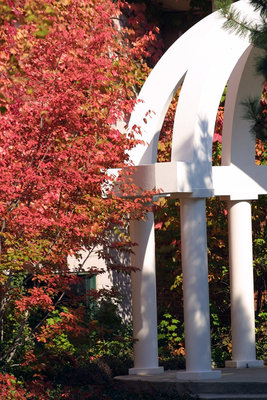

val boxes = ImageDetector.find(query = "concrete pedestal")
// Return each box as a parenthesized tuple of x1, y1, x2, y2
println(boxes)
(178, 198, 221, 380)
(226, 200, 264, 368)
(129, 214, 163, 376)
(176, 370, 222, 380)
(129, 367, 164, 376)
(225, 360, 264, 368)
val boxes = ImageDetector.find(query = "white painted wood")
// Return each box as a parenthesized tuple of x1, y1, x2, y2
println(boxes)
(177, 198, 221, 379)
(129, 214, 163, 375)
(128, 11, 224, 165)
(126, 0, 266, 377)
(225, 201, 264, 368)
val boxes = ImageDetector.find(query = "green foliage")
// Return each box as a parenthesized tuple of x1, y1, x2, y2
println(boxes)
(210, 303, 232, 367)
(216, 0, 255, 37)
(255, 311, 267, 360)
(158, 313, 184, 358)
(242, 96, 267, 142)
(85, 300, 135, 360)
(88, 324, 134, 360)
(154, 197, 182, 320)
(252, 195, 267, 325)
(94, 300, 123, 334)
(158, 312, 186, 370)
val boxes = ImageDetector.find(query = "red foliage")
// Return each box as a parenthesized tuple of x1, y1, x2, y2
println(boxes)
(0, 0, 159, 368)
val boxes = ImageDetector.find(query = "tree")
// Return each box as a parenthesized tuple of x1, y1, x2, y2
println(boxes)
(216, 0, 267, 142)
(0, 0, 159, 370)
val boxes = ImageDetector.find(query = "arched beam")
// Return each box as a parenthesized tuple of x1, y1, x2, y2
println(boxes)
(171, 3, 253, 164)
(128, 0, 258, 169)
(222, 46, 265, 168)
(128, 11, 225, 165)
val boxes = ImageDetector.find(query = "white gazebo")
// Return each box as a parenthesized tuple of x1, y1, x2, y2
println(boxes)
(124, 0, 266, 380)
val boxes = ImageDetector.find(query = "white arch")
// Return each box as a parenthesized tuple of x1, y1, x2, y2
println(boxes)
(222, 46, 264, 168)
(128, 10, 224, 165)
(128, 1, 266, 198)
(171, 21, 251, 164)
(128, 0, 262, 168)
(127, 0, 266, 379)
(212, 45, 266, 200)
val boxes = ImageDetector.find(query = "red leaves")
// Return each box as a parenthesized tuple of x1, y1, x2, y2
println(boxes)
(213, 106, 224, 143)
(120, 1, 164, 65)
(15, 287, 54, 313)
(0, 0, 161, 369)
(155, 221, 163, 230)
(0, 4, 157, 253)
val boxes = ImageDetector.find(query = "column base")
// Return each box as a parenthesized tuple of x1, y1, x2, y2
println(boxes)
(225, 359, 264, 368)
(176, 369, 221, 380)
(129, 366, 164, 376)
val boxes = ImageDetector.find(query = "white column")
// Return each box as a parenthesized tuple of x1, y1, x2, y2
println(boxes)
(176, 198, 221, 380)
(129, 212, 164, 375)
(225, 200, 264, 368)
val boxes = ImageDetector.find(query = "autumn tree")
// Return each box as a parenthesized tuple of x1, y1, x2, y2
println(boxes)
(0, 0, 160, 371)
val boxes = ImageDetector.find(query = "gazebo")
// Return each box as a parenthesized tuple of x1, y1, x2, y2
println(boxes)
(124, 0, 266, 380)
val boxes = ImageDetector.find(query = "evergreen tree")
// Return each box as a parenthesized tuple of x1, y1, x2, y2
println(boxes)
(216, 0, 267, 142)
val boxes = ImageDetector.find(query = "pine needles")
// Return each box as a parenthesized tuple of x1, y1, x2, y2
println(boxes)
(215, 0, 267, 142)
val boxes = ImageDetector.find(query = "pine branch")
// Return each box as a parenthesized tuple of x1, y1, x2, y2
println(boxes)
(256, 55, 267, 78)
(216, 0, 256, 37)
(249, 0, 267, 18)
(216, 0, 267, 141)
(242, 97, 267, 142)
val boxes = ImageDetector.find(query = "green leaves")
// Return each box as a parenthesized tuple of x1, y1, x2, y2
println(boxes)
(34, 24, 50, 38)
(158, 313, 183, 353)
(0, 93, 8, 114)
(0, 106, 7, 114)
